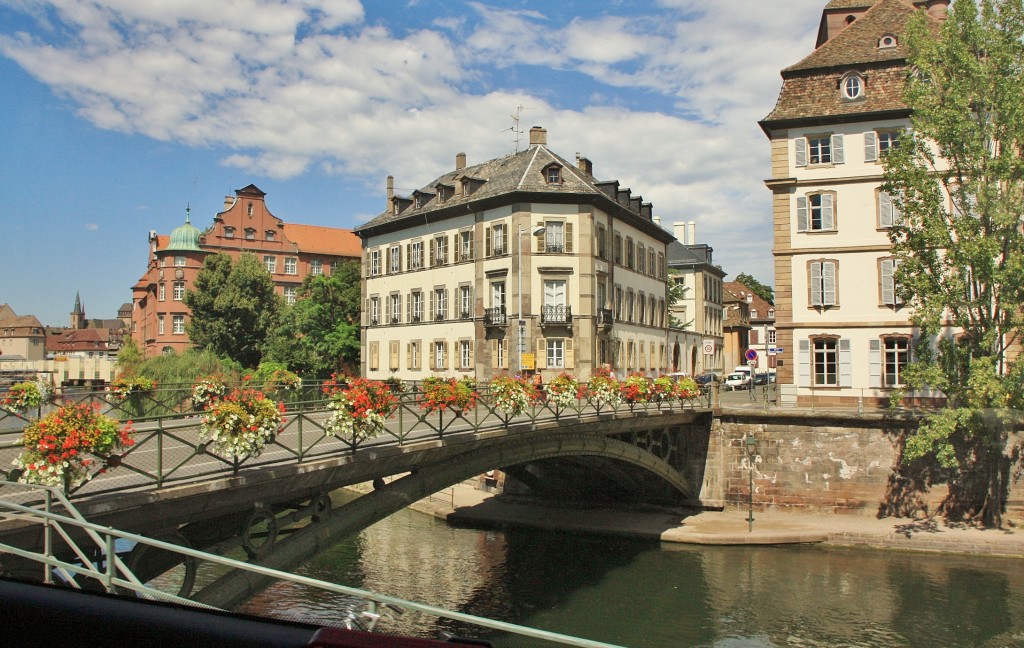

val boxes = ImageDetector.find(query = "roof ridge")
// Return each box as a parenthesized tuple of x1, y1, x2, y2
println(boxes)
(785, 0, 917, 73)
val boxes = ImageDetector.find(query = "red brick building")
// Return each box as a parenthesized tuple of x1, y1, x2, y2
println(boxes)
(131, 184, 361, 357)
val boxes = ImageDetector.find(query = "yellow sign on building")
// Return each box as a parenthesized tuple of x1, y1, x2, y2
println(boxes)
(521, 353, 535, 370)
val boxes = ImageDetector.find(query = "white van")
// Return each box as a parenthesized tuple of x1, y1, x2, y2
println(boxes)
(732, 365, 753, 379)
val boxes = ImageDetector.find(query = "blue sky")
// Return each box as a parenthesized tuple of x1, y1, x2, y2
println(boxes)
(0, 0, 820, 327)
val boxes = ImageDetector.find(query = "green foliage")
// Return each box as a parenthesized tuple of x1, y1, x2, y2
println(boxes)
(263, 264, 362, 377)
(666, 270, 692, 329)
(135, 349, 242, 387)
(883, 0, 1024, 526)
(185, 252, 281, 368)
(116, 338, 143, 375)
(733, 273, 774, 304)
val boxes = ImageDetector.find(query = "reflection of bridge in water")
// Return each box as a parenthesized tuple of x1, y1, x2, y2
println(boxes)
(0, 387, 714, 608)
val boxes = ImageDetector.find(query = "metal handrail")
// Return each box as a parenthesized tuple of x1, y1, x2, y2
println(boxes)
(0, 481, 623, 647)
(0, 384, 711, 498)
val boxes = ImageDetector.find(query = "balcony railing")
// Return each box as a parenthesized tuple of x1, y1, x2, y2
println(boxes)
(484, 307, 508, 327)
(597, 308, 614, 329)
(459, 310, 472, 320)
(545, 243, 564, 254)
(434, 312, 445, 322)
(541, 305, 572, 326)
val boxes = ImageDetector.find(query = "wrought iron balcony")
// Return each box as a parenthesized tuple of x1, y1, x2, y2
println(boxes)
(370, 316, 379, 326)
(545, 243, 565, 254)
(434, 312, 446, 322)
(390, 316, 400, 324)
(541, 305, 572, 326)
(597, 308, 614, 329)
(484, 307, 508, 327)
(459, 310, 472, 320)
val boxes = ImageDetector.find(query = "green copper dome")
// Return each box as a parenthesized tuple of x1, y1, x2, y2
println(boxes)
(166, 207, 203, 252)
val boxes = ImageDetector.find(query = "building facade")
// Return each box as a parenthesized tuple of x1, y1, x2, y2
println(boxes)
(760, 0, 948, 406)
(355, 127, 676, 383)
(131, 185, 361, 358)
(666, 222, 726, 377)
(725, 282, 776, 375)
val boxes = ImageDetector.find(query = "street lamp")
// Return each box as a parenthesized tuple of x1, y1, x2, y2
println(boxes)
(518, 225, 546, 374)
(745, 434, 757, 532)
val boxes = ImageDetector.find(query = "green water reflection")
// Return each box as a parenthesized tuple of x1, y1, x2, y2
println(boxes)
(241, 505, 1024, 647)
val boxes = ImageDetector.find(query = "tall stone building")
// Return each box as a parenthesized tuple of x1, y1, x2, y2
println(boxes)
(760, 0, 948, 407)
(131, 185, 361, 358)
(355, 127, 676, 382)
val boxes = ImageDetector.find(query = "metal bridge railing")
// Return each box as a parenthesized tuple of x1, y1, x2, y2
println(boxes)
(0, 383, 711, 499)
(0, 481, 623, 647)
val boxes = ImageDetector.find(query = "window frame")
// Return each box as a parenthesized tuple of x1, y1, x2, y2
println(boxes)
(546, 338, 565, 369)
(808, 259, 839, 308)
(264, 255, 277, 274)
(284, 257, 297, 275)
(172, 315, 185, 335)
(812, 336, 839, 386)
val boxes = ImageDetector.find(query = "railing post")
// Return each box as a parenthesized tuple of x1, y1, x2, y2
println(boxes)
(43, 489, 53, 585)
(297, 413, 304, 462)
(104, 531, 116, 593)
(156, 420, 164, 488)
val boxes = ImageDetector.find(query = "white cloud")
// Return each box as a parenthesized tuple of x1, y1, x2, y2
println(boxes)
(0, 0, 821, 285)
(85, 223, 99, 231)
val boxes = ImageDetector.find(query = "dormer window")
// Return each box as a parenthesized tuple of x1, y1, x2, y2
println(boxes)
(544, 164, 562, 185)
(224, 227, 235, 239)
(245, 228, 255, 240)
(841, 72, 864, 100)
(878, 33, 898, 49)
(265, 230, 275, 242)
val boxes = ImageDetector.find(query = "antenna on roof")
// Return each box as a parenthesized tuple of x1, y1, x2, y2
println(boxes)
(503, 104, 532, 153)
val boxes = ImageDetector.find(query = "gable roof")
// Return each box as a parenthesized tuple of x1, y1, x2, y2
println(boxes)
(282, 224, 362, 258)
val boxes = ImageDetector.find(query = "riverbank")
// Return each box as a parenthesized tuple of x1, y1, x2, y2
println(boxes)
(349, 481, 1024, 558)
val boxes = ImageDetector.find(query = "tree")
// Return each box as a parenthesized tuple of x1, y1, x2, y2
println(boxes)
(263, 261, 362, 377)
(185, 252, 281, 368)
(116, 337, 143, 375)
(666, 270, 693, 329)
(883, 0, 1024, 527)
(734, 273, 774, 304)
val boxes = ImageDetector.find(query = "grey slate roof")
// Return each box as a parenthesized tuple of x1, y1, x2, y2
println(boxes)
(355, 143, 666, 239)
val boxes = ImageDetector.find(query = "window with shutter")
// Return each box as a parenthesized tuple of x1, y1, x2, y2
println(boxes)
(565, 222, 573, 253)
(795, 138, 807, 167)
(868, 339, 881, 388)
(536, 338, 547, 369)
(810, 260, 838, 307)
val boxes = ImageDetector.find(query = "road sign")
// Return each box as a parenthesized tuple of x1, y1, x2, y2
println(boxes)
(745, 348, 758, 362)
(702, 339, 716, 355)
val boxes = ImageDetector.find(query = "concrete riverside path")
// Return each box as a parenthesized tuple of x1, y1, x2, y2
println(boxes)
(370, 481, 1024, 559)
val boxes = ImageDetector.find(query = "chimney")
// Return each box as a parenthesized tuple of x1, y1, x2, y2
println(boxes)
(688, 221, 696, 245)
(576, 154, 593, 176)
(529, 126, 547, 146)
(455, 152, 466, 170)
(673, 222, 688, 244)
(926, 0, 949, 20)
(224, 196, 234, 210)
(653, 216, 661, 227)
(386, 175, 394, 211)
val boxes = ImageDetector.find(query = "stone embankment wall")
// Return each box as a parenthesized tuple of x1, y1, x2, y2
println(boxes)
(703, 410, 1024, 522)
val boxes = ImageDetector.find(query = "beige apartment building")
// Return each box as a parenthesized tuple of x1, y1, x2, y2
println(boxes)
(666, 223, 725, 377)
(761, 0, 949, 406)
(355, 127, 676, 382)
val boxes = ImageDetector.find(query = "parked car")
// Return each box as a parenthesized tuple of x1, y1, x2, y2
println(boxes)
(753, 372, 770, 386)
(694, 372, 718, 386)
(724, 372, 750, 391)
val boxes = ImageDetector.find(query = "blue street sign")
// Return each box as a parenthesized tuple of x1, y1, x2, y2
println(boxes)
(745, 348, 758, 361)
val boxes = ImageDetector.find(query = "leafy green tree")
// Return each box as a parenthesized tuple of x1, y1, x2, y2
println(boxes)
(667, 270, 692, 329)
(116, 337, 143, 375)
(734, 273, 774, 304)
(883, 0, 1024, 527)
(263, 262, 362, 377)
(137, 349, 242, 387)
(185, 252, 281, 368)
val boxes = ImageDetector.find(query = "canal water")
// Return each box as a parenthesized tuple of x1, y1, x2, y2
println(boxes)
(240, 502, 1024, 647)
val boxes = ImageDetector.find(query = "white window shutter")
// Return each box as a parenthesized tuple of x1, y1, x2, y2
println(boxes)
(880, 259, 894, 305)
(810, 262, 823, 306)
(879, 191, 893, 228)
(869, 339, 881, 388)
(822, 261, 837, 306)
(822, 194, 835, 230)
(864, 131, 877, 162)
(798, 339, 810, 387)
(839, 338, 852, 387)
(797, 196, 809, 232)
(832, 134, 844, 164)
(795, 138, 807, 167)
